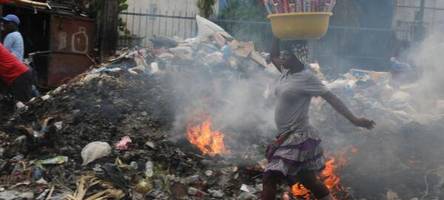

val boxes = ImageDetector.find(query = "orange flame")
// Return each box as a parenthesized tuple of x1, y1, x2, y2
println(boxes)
(291, 157, 340, 199)
(291, 146, 359, 199)
(186, 117, 228, 156)
(291, 184, 310, 199)
(322, 158, 341, 190)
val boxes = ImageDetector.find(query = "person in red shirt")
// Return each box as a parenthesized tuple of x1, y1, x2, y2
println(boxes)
(0, 43, 32, 102)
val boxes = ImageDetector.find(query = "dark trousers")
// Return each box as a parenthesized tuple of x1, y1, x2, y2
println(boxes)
(10, 70, 33, 102)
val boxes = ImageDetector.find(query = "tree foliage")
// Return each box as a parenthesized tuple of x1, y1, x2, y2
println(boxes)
(218, 0, 266, 21)
(216, 0, 270, 50)
(197, 0, 216, 18)
(87, 0, 128, 18)
(87, 0, 129, 34)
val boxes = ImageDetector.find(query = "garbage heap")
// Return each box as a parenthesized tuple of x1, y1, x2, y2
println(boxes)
(0, 19, 275, 200)
(1, 16, 444, 200)
(311, 68, 444, 200)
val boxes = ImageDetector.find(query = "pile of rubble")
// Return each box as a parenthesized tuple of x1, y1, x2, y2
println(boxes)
(1, 15, 444, 200)
(0, 17, 274, 200)
(0, 57, 265, 200)
(311, 68, 444, 199)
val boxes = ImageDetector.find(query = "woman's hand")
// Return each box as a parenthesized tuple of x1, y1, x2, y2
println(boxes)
(352, 117, 376, 130)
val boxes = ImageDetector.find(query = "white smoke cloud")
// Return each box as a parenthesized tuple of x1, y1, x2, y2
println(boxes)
(409, 31, 444, 114)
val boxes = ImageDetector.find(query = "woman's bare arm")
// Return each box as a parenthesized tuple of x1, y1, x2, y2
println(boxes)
(321, 91, 375, 129)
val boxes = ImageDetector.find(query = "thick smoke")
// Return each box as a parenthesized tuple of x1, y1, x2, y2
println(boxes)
(408, 31, 444, 114)
(166, 56, 278, 151)
(154, 3, 444, 198)
(313, 29, 444, 199)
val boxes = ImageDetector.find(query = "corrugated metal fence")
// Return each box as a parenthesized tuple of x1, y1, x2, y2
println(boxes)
(119, 9, 197, 48)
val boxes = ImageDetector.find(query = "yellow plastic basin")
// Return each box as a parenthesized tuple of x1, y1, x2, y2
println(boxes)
(268, 12, 333, 40)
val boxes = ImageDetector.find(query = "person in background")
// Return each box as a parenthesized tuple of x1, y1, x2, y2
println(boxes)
(1, 14, 24, 61)
(1, 14, 40, 97)
(389, 57, 415, 88)
(0, 43, 32, 102)
(261, 37, 375, 200)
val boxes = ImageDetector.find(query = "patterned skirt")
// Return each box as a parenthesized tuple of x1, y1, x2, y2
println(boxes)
(265, 127, 325, 177)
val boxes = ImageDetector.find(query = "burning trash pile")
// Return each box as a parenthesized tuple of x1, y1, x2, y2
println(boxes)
(0, 53, 260, 199)
(0, 17, 277, 200)
(310, 67, 444, 199)
(0, 15, 358, 200)
(1, 15, 444, 200)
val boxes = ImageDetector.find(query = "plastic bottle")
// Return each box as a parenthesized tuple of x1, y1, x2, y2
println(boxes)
(145, 161, 154, 178)
(319, 0, 325, 12)
(275, 0, 281, 13)
(289, 0, 296, 12)
(283, 0, 289, 12)
(325, 0, 336, 11)
(272, 0, 281, 13)
(316, 0, 320, 11)
(324, 0, 331, 12)
(330, 0, 336, 10)
(264, 0, 273, 14)
(295, 0, 302, 12)
(303, 0, 311, 12)
(310, 0, 315, 12)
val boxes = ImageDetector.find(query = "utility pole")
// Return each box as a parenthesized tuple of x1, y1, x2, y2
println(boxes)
(418, 0, 425, 21)
(99, 0, 119, 61)
(414, 0, 426, 41)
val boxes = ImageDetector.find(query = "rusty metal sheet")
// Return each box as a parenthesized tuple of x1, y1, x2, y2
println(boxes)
(47, 53, 92, 86)
(47, 15, 95, 87)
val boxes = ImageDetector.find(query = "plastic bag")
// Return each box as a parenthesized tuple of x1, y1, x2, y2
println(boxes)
(169, 46, 193, 60)
(196, 15, 232, 41)
(40, 156, 69, 165)
(115, 136, 132, 151)
(81, 141, 111, 166)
